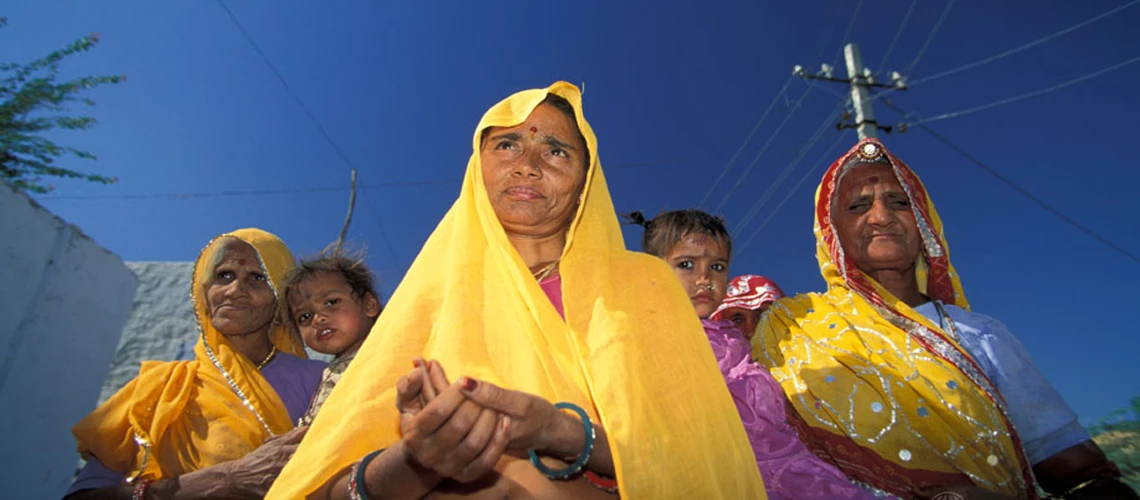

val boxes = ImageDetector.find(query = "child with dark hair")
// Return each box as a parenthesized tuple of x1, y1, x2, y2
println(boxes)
(627, 209, 732, 319)
(629, 209, 878, 500)
(285, 248, 382, 426)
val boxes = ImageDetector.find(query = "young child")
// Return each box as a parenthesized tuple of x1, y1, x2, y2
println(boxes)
(630, 209, 878, 500)
(710, 274, 786, 340)
(285, 248, 382, 426)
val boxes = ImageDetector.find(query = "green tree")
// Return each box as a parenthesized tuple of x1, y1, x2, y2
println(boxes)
(1, 17, 125, 194)
(1088, 396, 1140, 491)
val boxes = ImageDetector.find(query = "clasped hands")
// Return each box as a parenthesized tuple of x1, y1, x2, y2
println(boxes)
(395, 358, 584, 484)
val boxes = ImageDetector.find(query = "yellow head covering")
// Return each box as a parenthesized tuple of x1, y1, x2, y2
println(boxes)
(268, 82, 766, 499)
(73, 228, 308, 480)
(751, 139, 1036, 498)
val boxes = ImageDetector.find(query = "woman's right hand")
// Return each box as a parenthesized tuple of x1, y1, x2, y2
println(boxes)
(223, 426, 309, 498)
(395, 359, 511, 483)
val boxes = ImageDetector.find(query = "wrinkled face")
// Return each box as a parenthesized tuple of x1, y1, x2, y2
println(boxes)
(480, 103, 589, 238)
(664, 233, 730, 319)
(832, 163, 922, 275)
(205, 241, 277, 337)
(287, 272, 380, 356)
(719, 307, 763, 340)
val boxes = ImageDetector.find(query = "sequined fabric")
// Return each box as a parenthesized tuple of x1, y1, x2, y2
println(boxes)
(752, 139, 1037, 499)
(704, 319, 880, 500)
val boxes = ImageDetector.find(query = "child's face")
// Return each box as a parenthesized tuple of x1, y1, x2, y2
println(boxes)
(719, 307, 763, 340)
(287, 272, 380, 356)
(663, 233, 730, 319)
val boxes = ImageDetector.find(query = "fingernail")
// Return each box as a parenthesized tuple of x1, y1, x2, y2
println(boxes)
(500, 416, 511, 430)
(412, 358, 422, 368)
(461, 377, 478, 392)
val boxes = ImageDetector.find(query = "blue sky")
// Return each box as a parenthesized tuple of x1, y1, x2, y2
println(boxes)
(5, 0, 1139, 424)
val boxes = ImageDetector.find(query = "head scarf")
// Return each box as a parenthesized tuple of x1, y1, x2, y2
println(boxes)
(751, 139, 1036, 498)
(73, 228, 307, 480)
(268, 82, 766, 499)
(711, 274, 785, 319)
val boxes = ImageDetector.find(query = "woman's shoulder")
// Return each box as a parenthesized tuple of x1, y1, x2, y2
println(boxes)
(938, 303, 1009, 333)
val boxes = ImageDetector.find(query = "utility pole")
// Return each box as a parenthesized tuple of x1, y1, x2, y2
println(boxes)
(794, 43, 907, 139)
(844, 44, 879, 139)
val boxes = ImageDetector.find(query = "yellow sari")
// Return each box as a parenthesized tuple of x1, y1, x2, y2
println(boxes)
(73, 228, 308, 481)
(268, 82, 766, 499)
(752, 139, 1036, 498)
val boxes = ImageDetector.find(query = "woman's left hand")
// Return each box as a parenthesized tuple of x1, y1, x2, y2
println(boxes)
(456, 376, 581, 458)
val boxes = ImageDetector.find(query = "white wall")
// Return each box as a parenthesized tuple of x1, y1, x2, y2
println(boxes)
(98, 262, 332, 407)
(99, 262, 198, 405)
(0, 184, 138, 499)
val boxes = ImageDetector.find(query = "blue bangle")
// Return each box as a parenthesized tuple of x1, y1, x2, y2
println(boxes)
(349, 449, 384, 500)
(528, 402, 595, 479)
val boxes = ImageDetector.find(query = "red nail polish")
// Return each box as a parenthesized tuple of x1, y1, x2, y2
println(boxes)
(462, 377, 478, 391)
(412, 359, 422, 368)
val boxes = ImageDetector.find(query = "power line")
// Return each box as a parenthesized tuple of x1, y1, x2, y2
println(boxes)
(361, 187, 404, 273)
(909, 0, 1140, 88)
(904, 0, 956, 76)
(38, 179, 457, 201)
(872, 0, 1140, 102)
(215, 1, 358, 173)
(36, 160, 682, 201)
(712, 82, 818, 213)
(877, 0, 918, 72)
(900, 55, 1140, 128)
(698, 76, 795, 209)
(832, 0, 865, 67)
(882, 99, 1140, 265)
(736, 132, 849, 254)
(731, 98, 845, 235)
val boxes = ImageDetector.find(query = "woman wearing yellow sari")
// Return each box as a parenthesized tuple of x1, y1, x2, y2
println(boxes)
(268, 82, 765, 499)
(66, 229, 326, 499)
(752, 139, 1133, 499)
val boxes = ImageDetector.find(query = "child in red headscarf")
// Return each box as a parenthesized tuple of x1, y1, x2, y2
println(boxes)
(710, 275, 785, 340)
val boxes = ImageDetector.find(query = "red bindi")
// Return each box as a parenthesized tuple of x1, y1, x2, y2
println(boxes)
(529, 126, 538, 133)
(868, 176, 880, 183)
(238, 258, 247, 265)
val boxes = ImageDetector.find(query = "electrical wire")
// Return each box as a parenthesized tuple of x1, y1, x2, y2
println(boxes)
(909, 0, 1140, 88)
(871, 0, 1140, 102)
(877, 0, 918, 73)
(712, 82, 819, 213)
(834, 0, 866, 66)
(215, 0, 358, 173)
(37, 179, 456, 201)
(904, 0, 956, 76)
(731, 94, 850, 234)
(361, 187, 404, 272)
(882, 99, 1140, 265)
(736, 132, 849, 254)
(698, 76, 795, 208)
(37, 159, 687, 201)
(900, 55, 1140, 128)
